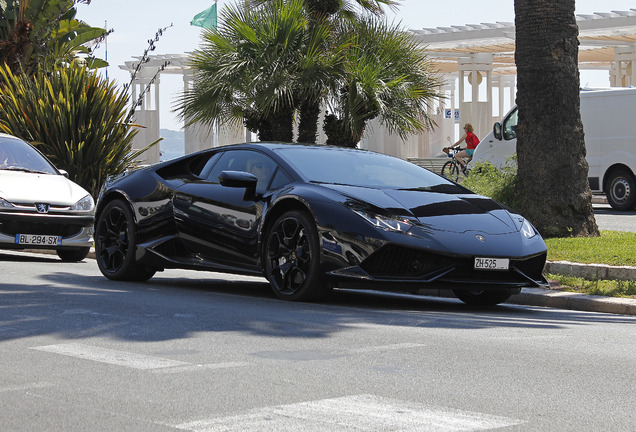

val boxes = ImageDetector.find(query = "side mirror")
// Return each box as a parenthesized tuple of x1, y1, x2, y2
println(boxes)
(58, 169, 70, 178)
(493, 122, 502, 140)
(218, 170, 258, 188)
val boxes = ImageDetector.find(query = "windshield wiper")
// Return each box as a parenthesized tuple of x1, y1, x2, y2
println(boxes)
(1, 166, 51, 174)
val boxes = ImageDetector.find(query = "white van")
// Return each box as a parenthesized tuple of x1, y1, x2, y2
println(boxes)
(470, 88, 636, 210)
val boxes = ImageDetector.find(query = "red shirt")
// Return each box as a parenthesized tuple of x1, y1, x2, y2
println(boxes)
(466, 132, 480, 149)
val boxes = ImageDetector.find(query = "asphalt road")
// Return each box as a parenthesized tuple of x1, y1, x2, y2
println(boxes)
(2, 251, 636, 431)
(593, 203, 636, 232)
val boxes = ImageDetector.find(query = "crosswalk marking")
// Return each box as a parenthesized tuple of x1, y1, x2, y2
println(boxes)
(31, 343, 253, 372)
(0, 382, 53, 393)
(31, 343, 192, 370)
(173, 394, 524, 432)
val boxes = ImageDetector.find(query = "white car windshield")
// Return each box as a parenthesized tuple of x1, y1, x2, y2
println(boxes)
(0, 136, 58, 175)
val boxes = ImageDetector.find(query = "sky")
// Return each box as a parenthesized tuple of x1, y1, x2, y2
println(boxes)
(76, 0, 636, 131)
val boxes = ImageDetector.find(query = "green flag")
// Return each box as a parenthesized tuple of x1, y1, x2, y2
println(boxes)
(191, 3, 217, 29)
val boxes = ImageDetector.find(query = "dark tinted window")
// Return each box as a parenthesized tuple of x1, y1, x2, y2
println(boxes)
(269, 168, 293, 191)
(275, 147, 465, 191)
(207, 150, 278, 193)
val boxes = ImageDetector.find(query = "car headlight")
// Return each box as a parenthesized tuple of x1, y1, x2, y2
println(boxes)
(520, 218, 537, 238)
(0, 197, 14, 208)
(352, 209, 413, 233)
(70, 194, 95, 212)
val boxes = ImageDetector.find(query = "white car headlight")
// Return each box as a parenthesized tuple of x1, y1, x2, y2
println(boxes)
(521, 218, 537, 239)
(352, 209, 413, 233)
(0, 197, 14, 208)
(70, 194, 95, 212)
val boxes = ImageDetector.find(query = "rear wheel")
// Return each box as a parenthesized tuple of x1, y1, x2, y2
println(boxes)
(452, 289, 512, 306)
(606, 168, 636, 210)
(264, 210, 328, 301)
(57, 247, 90, 262)
(442, 160, 460, 182)
(95, 199, 156, 281)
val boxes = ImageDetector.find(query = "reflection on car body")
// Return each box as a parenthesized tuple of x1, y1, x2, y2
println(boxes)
(94, 143, 548, 305)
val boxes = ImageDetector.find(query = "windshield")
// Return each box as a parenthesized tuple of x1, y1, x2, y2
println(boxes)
(0, 136, 58, 175)
(275, 146, 467, 191)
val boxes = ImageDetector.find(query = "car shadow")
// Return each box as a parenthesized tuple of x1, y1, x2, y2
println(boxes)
(1, 254, 635, 344)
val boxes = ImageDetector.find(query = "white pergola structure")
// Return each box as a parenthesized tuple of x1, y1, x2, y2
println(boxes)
(122, 9, 636, 163)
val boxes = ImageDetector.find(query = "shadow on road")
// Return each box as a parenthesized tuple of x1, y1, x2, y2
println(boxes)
(1, 252, 635, 345)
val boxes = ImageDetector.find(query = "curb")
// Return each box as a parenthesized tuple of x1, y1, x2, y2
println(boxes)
(507, 288, 636, 315)
(544, 260, 636, 282)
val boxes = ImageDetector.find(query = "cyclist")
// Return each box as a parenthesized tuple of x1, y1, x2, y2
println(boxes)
(443, 123, 480, 172)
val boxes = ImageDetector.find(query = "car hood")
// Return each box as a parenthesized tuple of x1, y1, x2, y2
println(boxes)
(0, 170, 90, 205)
(321, 184, 519, 235)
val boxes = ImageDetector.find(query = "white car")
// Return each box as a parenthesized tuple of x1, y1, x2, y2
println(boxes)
(0, 133, 94, 261)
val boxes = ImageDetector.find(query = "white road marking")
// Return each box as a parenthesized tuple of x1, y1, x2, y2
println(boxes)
(0, 382, 53, 393)
(31, 343, 252, 373)
(348, 343, 427, 354)
(173, 394, 524, 432)
(151, 362, 251, 374)
(31, 343, 191, 370)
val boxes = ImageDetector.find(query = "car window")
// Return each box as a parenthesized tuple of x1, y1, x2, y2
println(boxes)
(207, 150, 278, 193)
(0, 136, 58, 174)
(269, 168, 293, 191)
(503, 108, 518, 140)
(197, 152, 222, 178)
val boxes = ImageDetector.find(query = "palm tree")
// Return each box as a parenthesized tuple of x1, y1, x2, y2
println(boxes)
(181, 0, 440, 146)
(0, 0, 106, 73)
(179, 0, 339, 142)
(513, 0, 598, 237)
(324, 16, 440, 147)
(250, 0, 402, 143)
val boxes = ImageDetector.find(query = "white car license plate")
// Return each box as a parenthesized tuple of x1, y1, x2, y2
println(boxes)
(474, 257, 509, 271)
(15, 234, 62, 246)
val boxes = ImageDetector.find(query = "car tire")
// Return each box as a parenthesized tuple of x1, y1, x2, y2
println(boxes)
(264, 210, 328, 301)
(606, 168, 636, 210)
(452, 289, 512, 306)
(95, 199, 156, 281)
(56, 247, 90, 262)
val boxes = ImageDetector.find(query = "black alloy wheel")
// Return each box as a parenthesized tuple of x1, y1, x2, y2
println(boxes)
(264, 210, 328, 301)
(95, 199, 155, 281)
(452, 289, 513, 306)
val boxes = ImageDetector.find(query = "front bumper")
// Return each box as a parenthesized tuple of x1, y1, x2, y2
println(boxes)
(326, 244, 549, 291)
(0, 212, 94, 249)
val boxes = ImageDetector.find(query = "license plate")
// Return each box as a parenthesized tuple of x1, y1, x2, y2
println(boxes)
(15, 234, 62, 246)
(474, 257, 509, 271)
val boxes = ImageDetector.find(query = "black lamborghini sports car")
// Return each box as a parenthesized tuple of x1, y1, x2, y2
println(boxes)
(94, 143, 548, 305)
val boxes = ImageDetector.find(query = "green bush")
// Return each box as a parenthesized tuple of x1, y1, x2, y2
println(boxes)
(0, 61, 150, 198)
(462, 158, 518, 208)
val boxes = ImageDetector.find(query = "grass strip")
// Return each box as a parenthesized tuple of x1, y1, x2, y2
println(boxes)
(546, 273, 636, 299)
(544, 230, 636, 266)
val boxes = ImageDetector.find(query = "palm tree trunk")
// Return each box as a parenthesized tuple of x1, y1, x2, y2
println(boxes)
(297, 99, 320, 143)
(513, 0, 599, 237)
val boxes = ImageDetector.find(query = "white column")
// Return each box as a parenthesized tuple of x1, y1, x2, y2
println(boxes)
(612, 45, 636, 87)
(130, 67, 161, 165)
(457, 53, 494, 140)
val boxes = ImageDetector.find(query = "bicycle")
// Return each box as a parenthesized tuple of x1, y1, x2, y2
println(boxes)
(441, 147, 470, 182)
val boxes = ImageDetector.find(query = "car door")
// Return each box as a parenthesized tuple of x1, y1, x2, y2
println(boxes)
(172, 149, 278, 270)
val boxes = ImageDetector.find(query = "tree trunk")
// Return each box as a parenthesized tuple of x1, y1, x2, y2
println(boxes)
(297, 99, 320, 144)
(513, 0, 599, 238)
